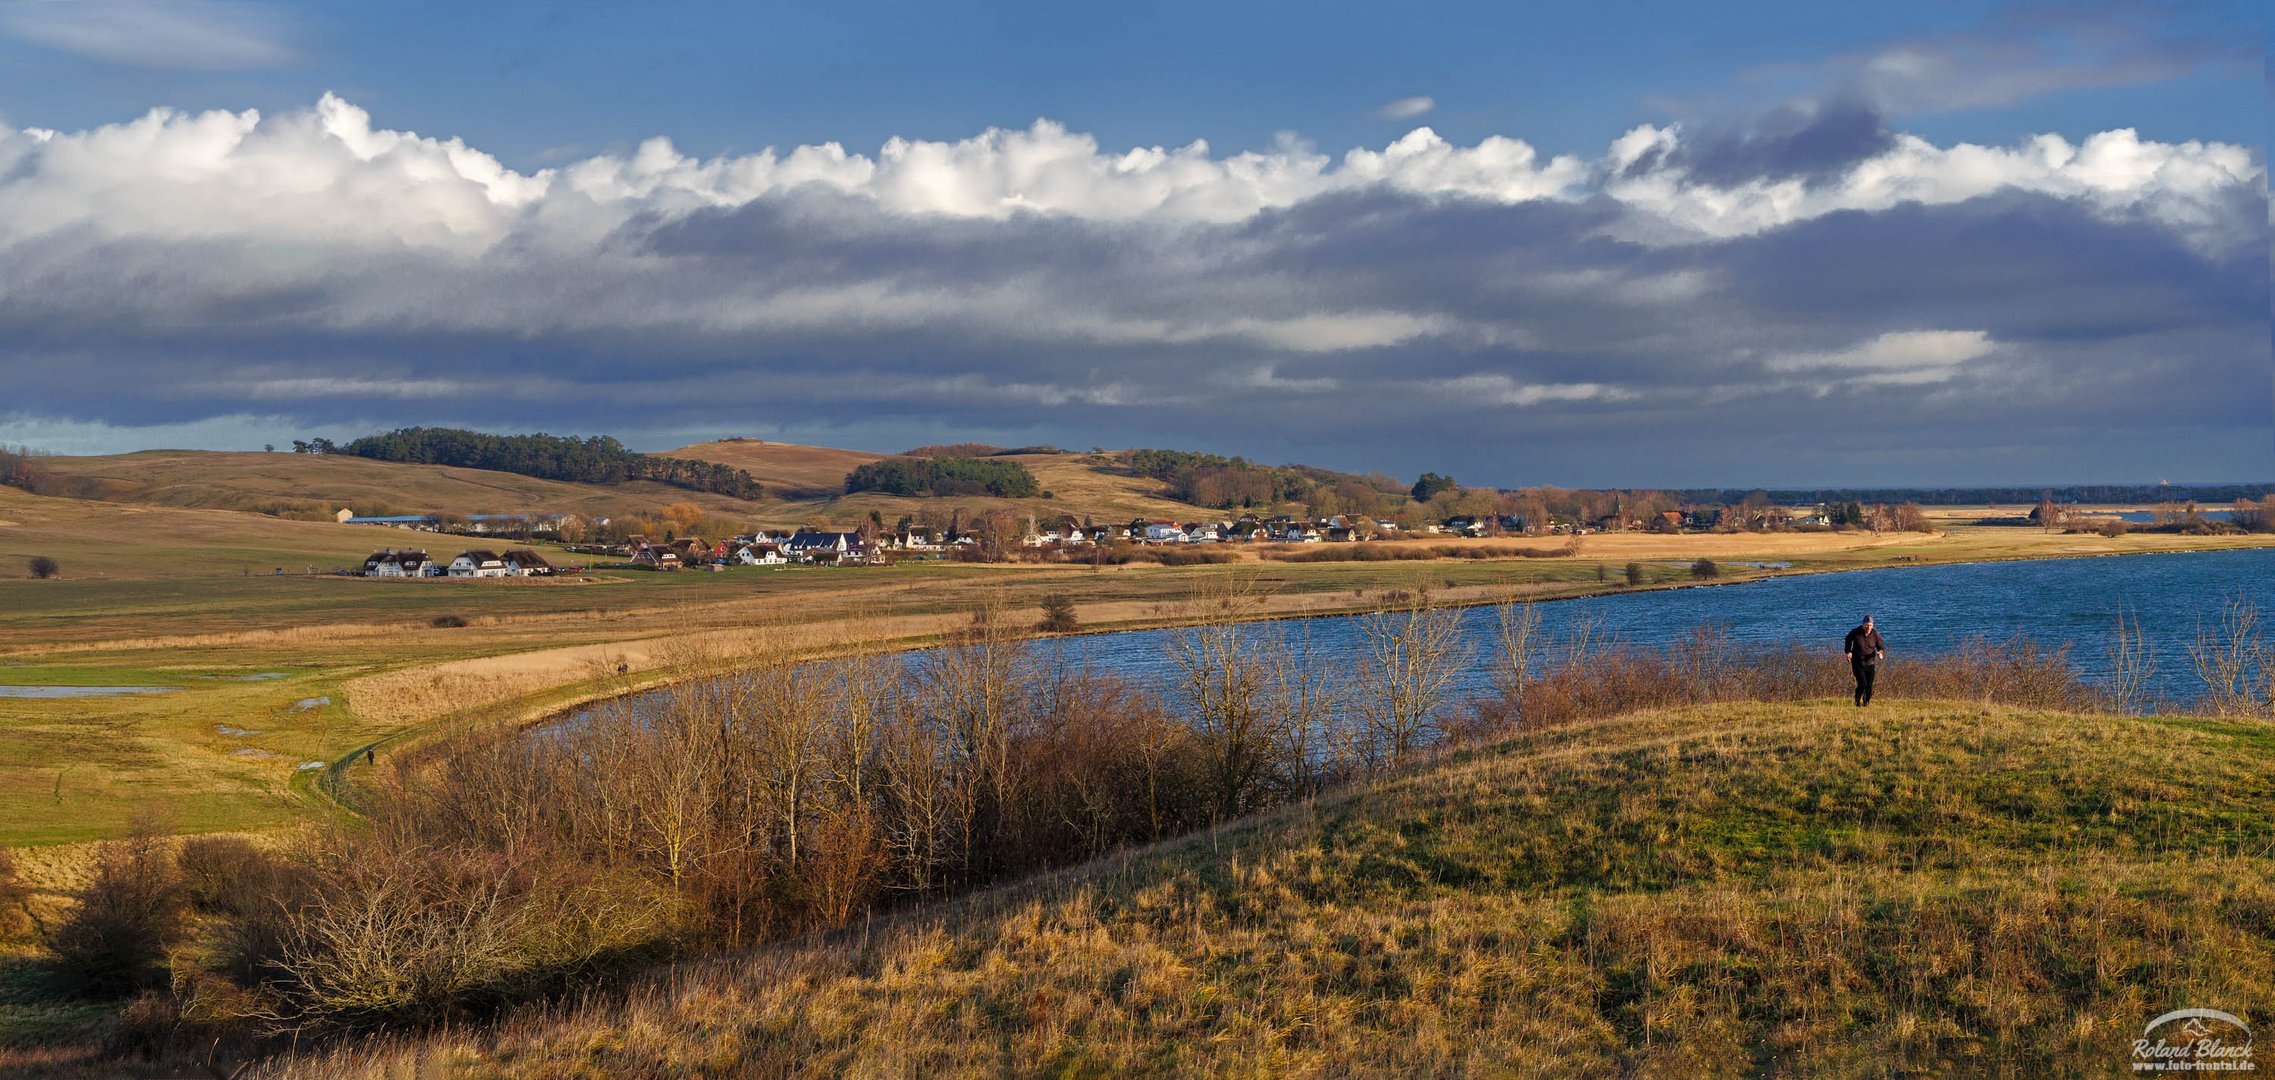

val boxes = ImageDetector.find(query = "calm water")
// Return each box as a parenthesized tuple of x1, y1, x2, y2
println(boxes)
(0, 685, 180, 699)
(1028, 549, 2273, 706)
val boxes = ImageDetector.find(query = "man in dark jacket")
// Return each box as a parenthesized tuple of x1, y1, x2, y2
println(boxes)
(1843, 614, 1885, 706)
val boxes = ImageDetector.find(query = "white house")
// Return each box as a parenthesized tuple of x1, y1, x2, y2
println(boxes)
(500, 549, 553, 577)
(786, 531, 869, 564)
(361, 549, 435, 577)
(446, 550, 511, 578)
(733, 542, 788, 566)
(1142, 522, 1189, 544)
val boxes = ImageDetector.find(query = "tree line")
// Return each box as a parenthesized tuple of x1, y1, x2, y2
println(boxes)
(844, 456, 1041, 497)
(307, 428, 765, 500)
(1116, 448, 1406, 513)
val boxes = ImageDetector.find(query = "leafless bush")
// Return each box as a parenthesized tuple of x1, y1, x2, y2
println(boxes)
(28, 554, 59, 579)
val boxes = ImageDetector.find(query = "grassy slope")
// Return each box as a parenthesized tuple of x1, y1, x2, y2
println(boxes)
(668, 442, 1219, 522)
(302, 701, 2275, 1078)
(33, 450, 769, 521)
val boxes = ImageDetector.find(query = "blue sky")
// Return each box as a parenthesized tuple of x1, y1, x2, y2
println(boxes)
(0, 0, 2266, 486)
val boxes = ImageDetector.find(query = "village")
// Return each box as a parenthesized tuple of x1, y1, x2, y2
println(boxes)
(342, 503, 1869, 578)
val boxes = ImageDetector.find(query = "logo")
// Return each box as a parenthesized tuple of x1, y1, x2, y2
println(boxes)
(2134, 1008, 2255, 1072)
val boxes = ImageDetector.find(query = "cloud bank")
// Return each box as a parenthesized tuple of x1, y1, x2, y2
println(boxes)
(0, 95, 2263, 485)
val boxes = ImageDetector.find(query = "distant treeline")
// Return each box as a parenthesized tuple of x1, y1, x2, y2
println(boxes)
(319, 428, 765, 500)
(845, 455, 1041, 497)
(1674, 484, 2275, 506)
(1118, 448, 1404, 513)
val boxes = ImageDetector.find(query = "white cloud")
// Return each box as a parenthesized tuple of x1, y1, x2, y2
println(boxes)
(0, 0, 295, 69)
(0, 96, 2248, 269)
(1432, 375, 1628, 407)
(1604, 125, 2256, 247)
(1374, 95, 1436, 120)
(1766, 330, 1995, 373)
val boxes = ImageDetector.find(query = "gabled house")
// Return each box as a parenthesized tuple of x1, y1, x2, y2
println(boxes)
(632, 544, 683, 570)
(361, 549, 434, 578)
(1141, 522, 1189, 544)
(787, 531, 869, 564)
(733, 542, 788, 566)
(447, 550, 511, 578)
(500, 549, 553, 576)
(667, 537, 715, 566)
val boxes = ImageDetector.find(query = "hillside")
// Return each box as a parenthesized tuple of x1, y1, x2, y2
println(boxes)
(28, 450, 770, 522)
(664, 439, 888, 494)
(669, 441, 1224, 521)
(266, 701, 2275, 1078)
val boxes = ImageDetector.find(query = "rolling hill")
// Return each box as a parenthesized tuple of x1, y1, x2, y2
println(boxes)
(262, 700, 2275, 1078)
(29, 450, 770, 523)
(19, 443, 1232, 529)
(667, 440, 1226, 521)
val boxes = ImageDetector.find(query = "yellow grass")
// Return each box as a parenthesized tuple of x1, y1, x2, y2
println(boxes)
(244, 700, 2275, 1079)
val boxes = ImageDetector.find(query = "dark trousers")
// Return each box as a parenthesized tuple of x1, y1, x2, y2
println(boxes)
(1852, 660, 1876, 705)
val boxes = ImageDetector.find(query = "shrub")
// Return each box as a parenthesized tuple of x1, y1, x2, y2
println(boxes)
(431, 614, 470, 629)
(1623, 561, 1645, 586)
(28, 554, 59, 579)
(46, 828, 186, 997)
(1039, 594, 1079, 633)
(1691, 558, 1721, 580)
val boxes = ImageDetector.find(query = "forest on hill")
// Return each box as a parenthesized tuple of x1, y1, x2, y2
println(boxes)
(316, 428, 765, 500)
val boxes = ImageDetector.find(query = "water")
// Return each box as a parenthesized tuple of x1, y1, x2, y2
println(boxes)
(1028, 549, 2273, 706)
(0, 685, 180, 698)
(554, 550, 2272, 731)
(2105, 510, 2237, 524)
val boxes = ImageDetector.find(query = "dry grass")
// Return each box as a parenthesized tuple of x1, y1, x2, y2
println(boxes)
(664, 440, 888, 494)
(239, 700, 2275, 1079)
(32, 450, 773, 523)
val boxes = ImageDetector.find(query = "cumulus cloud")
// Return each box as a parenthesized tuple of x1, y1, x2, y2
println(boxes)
(0, 96, 2262, 484)
(0, 0, 296, 69)
(1374, 95, 1436, 120)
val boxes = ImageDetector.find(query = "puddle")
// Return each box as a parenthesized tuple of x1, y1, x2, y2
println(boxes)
(216, 724, 263, 737)
(0, 685, 181, 698)
(295, 761, 326, 772)
(230, 748, 278, 759)
(292, 697, 331, 711)
(223, 673, 292, 682)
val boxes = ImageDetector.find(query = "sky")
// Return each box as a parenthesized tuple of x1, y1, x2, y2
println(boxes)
(0, 0, 2266, 488)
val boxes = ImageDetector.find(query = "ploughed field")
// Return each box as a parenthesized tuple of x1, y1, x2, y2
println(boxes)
(263, 700, 2275, 1078)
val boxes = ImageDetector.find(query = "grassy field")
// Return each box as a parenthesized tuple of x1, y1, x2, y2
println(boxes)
(247, 699, 2275, 1078)
(4, 478, 2274, 856)
(31, 450, 773, 523)
(669, 440, 1220, 521)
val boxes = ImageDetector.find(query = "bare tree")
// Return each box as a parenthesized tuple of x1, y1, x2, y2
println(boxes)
(1262, 623, 1350, 799)
(2102, 600, 2157, 714)
(1356, 587, 1471, 766)
(2189, 592, 2272, 718)
(912, 592, 1031, 876)
(1490, 594, 1542, 710)
(1167, 575, 1276, 821)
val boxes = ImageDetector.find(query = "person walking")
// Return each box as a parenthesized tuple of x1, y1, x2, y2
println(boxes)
(1843, 614, 1885, 706)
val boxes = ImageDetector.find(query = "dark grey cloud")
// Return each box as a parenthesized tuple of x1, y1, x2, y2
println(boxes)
(0, 95, 2263, 486)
